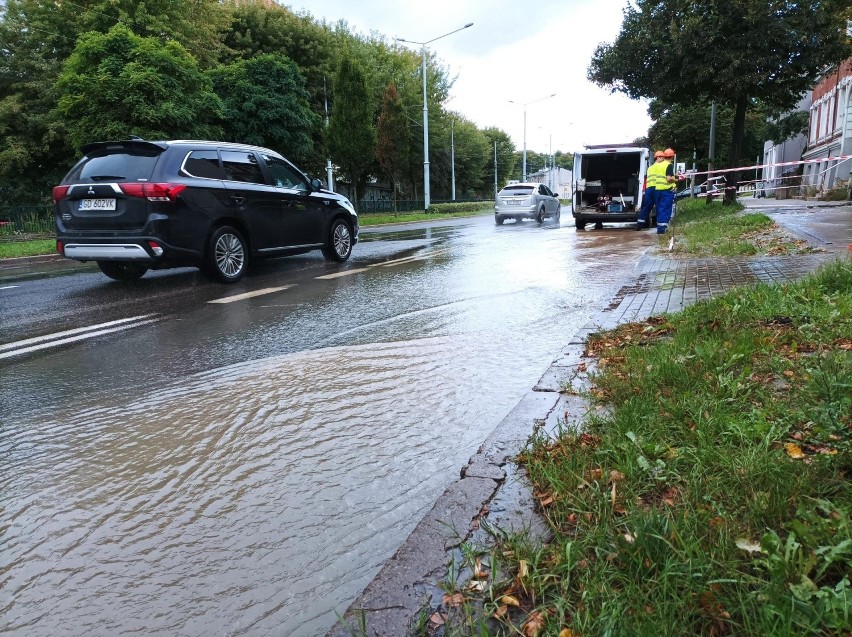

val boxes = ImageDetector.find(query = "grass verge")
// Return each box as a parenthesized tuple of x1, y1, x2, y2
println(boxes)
(429, 259, 851, 637)
(669, 199, 821, 257)
(0, 239, 56, 259)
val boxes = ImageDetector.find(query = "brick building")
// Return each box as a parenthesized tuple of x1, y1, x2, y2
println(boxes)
(801, 57, 852, 192)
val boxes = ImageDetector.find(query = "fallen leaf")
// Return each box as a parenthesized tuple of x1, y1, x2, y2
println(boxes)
(623, 532, 634, 544)
(500, 595, 520, 607)
(518, 559, 529, 579)
(784, 442, 805, 459)
(466, 580, 487, 592)
(523, 610, 546, 636)
(493, 604, 508, 618)
(558, 630, 577, 637)
(473, 558, 489, 579)
(611, 482, 617, 506)
(609, 470, 625, 482)
(586, 468, 603, 481)
(538, 495, 554, 507)
(443, 592, 466, 607)
(735, 538, 762, 553)
(429, 611, 446, 626)
(783, 370, 795, 378)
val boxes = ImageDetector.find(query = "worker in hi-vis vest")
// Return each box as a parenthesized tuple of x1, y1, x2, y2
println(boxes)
(635, 150, 666, 230)
(653, 148, 678, 234)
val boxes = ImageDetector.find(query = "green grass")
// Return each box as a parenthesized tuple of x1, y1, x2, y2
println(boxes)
(0, 239, 56, 259)
(440, 260, 851, 636)
(359, 205, 492, 226)
(669, 198, 820, 257)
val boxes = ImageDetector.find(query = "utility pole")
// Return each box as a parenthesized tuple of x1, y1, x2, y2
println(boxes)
(324, 77, 334, 191)
(451, 118, 456, 201)
(494, 141, 498, 200)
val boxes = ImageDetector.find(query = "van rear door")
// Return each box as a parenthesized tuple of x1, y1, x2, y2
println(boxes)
(571, 152, 582, 214)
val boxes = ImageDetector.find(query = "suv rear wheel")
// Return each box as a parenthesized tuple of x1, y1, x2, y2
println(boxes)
(322, 218, 352, 262)
(206, 226, 247, 283)
(97, 261, 148, 281)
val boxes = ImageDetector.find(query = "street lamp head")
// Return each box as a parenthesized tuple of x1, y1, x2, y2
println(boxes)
(463, 22, 474, 28)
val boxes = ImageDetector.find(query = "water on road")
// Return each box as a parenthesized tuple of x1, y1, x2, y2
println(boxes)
(1, 218, 651, 635)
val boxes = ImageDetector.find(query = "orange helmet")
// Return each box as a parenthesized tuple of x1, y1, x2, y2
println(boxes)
(654, 150, 665, 158)
(664, 148, 675, 158)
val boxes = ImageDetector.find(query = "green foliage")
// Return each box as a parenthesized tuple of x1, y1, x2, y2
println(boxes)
(56, 24, 224, 149)
(375, 82, 410, 203)
(590, 0, 851, 172)
(207, 54, 318, 161)
(327, 56, 375, 206)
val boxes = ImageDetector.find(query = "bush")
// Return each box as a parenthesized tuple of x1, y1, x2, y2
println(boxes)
(429, 201, 492, 214)
(821, 180, 850, 202)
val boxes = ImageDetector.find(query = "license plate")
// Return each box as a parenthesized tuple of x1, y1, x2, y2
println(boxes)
(79, 198, 116, 211)
(509, 200, 520, 206)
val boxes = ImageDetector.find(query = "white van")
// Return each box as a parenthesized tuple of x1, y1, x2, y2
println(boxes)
(572, 144, 651, 229)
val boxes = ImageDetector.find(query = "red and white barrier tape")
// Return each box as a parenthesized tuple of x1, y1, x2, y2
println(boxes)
(680, 154, 852, 179)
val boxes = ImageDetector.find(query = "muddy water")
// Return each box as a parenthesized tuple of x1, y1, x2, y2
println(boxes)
(1, 222, 648, 636)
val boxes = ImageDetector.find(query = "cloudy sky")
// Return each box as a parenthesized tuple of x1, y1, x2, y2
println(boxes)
(286, 0, 652, 156)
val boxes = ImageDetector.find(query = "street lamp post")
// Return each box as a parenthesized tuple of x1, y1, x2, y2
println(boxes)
(509, 93, 556, 182)
(396, 23, 473, 210)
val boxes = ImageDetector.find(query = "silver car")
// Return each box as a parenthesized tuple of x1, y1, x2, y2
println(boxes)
(494, 182, 561, 225)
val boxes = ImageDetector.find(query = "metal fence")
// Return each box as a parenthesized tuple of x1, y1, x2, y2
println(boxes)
(356, 198, 489, 215)
(0, 205, 54, 237)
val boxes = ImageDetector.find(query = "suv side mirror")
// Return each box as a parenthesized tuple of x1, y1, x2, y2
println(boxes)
(553, 192, 560, 198)
(310, 177, 324, 191)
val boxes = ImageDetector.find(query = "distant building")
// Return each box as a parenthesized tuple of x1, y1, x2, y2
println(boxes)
(526, 166, 572, 198)
(801, 57, 852, 193)
(761, 95, 811, 198)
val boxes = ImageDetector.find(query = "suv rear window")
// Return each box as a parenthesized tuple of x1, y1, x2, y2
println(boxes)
(69, 151, 160, 182)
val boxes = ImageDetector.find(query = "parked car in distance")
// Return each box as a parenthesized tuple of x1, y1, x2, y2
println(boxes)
(494, 182, 561, 225)
(674, 181, 721, 200)
(53, 138, 359, 283)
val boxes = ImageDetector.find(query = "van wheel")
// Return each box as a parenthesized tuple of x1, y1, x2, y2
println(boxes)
(97, 261, 148, 281)
(575, 219, 586, 230)
(495, 216, 505, 225)
(206, 226, 247, 283)
(323, 218, 352, 262)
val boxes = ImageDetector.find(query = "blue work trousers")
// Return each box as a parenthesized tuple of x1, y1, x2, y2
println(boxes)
(637, 187, 656, 225)
(656, 189, 674, 234)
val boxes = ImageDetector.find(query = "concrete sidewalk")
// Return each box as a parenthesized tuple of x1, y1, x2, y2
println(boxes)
(327, 201, 851, 637)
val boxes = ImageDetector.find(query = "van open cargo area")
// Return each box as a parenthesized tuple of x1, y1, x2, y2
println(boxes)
(572, 146, 650, 229)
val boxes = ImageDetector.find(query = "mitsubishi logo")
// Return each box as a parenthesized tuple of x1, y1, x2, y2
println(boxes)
(87, 187, 95, 195)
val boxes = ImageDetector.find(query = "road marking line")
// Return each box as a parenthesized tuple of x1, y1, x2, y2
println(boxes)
(0, 314, 158, 352)
(372, 249, 451, 268)
(315, 268, 369, 280)
(208, 286, 292, 304)
(0, 317, 162, 360)
(0, 285, 19, 290)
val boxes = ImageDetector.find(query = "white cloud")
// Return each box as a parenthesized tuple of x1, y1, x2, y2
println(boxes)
(286, 0, 652, 155)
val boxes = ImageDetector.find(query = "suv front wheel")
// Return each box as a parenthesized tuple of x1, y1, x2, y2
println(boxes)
(206, 226, 247, 283)
(97, 261, 148, 281)
(322, 218, 353, 262)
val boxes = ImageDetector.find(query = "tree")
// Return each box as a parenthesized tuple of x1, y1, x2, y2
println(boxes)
(55, 24, 223, 149)
(208, 54, 319, 162)
(589, 0, 850, 202)
(327, 57, 375, 208)
(375, 82, 410, 208)
(482, 128, 516, 194)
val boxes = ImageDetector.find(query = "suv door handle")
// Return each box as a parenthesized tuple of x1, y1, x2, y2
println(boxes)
(230, 196, 244, 206)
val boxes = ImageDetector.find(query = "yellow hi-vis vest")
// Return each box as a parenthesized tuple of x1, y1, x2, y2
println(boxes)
(648, 160, 675, 191)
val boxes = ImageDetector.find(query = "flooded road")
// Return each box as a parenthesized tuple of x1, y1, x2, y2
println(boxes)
(1, 217, 652, 636)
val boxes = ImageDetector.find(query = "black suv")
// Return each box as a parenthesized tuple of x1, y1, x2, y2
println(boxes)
(53, 139, 359, 283)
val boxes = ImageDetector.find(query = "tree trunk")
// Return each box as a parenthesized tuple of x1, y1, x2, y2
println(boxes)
(724, 94, 748, 205)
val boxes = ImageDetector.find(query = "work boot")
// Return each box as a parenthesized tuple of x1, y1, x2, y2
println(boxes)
(634, 222, 645, 231)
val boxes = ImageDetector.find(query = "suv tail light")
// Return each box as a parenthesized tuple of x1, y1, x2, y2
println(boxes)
(119, 182, 187, 201)
(52, 185, 70, 202)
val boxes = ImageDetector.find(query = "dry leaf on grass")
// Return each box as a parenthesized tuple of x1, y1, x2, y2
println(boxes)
(784, 442, 805, 459)
(523, 610, 546, 636)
